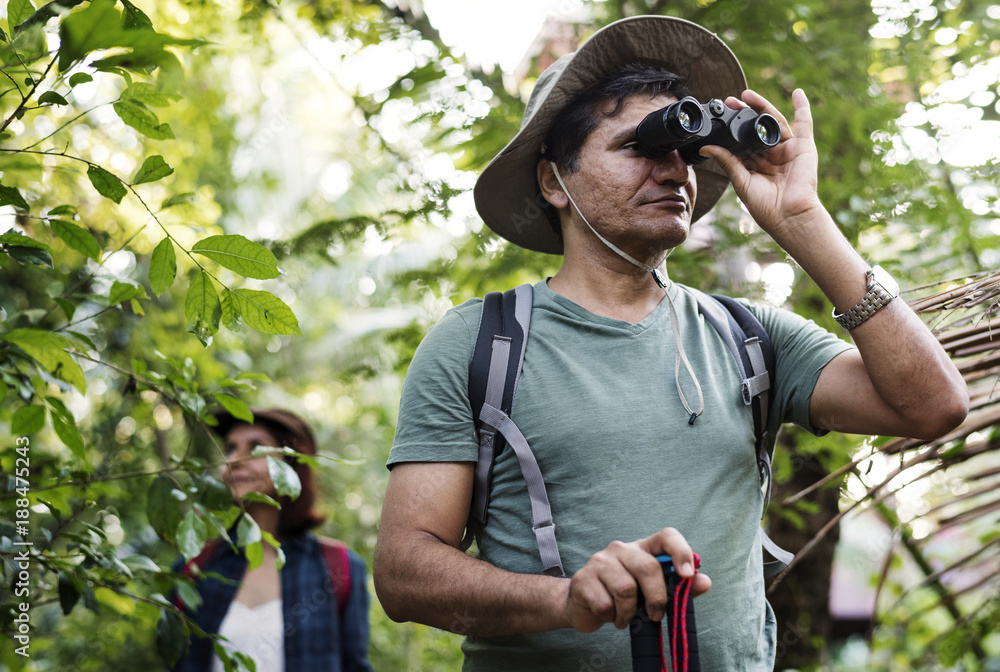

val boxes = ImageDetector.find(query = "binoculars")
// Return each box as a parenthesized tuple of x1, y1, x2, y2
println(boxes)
(636, 96, 781, 164)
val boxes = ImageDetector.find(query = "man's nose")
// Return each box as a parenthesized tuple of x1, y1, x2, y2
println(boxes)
(650, 150, 691, 185)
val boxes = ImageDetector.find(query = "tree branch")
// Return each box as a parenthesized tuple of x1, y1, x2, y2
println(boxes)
(1, 51, 58, 134)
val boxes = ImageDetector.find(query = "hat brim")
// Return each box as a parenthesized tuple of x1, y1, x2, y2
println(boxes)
(210, 407, 317, 455)
(473, 16, 746, 255)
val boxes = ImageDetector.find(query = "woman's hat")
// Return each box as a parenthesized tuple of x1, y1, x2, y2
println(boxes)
(211, 407, 317, 455)
(473, 15, 747, 255)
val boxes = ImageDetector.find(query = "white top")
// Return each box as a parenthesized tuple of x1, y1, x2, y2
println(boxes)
(210, 598, 285, 672)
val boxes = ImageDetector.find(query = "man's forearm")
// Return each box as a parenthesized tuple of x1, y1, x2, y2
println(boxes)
(374, 530, 570, 636)
(774, 206, 968, 434)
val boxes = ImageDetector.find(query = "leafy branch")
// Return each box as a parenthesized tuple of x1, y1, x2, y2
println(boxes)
(0, 48, 58, 134)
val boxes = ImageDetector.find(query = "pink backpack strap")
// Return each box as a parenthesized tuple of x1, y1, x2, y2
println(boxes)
(318, 537, 351, 615)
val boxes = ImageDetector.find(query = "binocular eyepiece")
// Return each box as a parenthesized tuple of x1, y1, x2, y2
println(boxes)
(635, 96, 781, 164)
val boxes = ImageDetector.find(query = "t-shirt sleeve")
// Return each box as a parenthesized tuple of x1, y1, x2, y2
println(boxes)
(387, 301, 482, 468)
(749, 303, 855, 436)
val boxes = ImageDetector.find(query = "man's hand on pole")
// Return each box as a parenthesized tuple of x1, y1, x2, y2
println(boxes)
(562, 527, 711, 633)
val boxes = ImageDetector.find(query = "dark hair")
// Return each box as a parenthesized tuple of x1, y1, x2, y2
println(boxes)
(542, 63, 693, 173)
(218, 408, 326, 537)
(538, 63, 692, 232)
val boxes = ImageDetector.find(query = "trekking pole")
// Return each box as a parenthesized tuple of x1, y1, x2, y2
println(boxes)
(629, 553, 701, 672)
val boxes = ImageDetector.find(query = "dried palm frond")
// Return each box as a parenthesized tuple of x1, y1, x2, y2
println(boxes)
(772, 270, 1000, 663)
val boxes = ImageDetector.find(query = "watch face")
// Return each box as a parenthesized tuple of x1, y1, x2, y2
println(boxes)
(871, 265, 899, 296)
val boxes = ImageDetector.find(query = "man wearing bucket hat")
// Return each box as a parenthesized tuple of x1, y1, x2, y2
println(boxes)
(375, 15, 967, 671)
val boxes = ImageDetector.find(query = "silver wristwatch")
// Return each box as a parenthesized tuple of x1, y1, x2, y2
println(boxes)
(832, 265, 899, 330)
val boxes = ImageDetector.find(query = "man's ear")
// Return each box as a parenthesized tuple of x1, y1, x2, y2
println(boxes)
(537, 159, 569, 209)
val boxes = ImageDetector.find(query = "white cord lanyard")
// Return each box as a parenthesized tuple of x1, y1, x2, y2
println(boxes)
(549, 163, 704, 422)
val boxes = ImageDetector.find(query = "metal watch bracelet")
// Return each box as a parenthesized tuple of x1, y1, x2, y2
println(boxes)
(832, 265, 899, 330)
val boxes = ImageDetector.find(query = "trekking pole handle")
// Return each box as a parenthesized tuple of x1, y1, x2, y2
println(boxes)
(629, 554, 701, 672)
(629, 586, 663, 672)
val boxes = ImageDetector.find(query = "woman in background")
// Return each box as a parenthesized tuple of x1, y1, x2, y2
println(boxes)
(172, 408, 372, 672)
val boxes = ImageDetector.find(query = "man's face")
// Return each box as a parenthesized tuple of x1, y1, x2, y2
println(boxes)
(558, 93, 698, 259)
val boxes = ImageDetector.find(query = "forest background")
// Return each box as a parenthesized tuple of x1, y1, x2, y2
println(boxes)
(1, 0, 999, 670)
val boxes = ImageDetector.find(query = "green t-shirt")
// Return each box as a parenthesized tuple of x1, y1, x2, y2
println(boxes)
(388, 280, 853, 672)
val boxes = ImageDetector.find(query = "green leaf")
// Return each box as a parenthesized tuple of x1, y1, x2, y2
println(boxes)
(66, 330, 96, 351)
(132, 154, 173, 185)
(211, 392, 253, 423)
(160, 192, 193, 209)
(113, 99, 174, 139)
(50, 219, 100, 260)
(177, 509, 207, 561)
(229, 289, 302, 336)
(57, 0, 121, 71)
(122, 554, 160, 573)
(174, 578, 202, 612)
(147, 475, 183, 542)
(120, 0, 152, 30)
(261, 530, 286, 572)
(81, 583, 100, 614)
(47, 204, 77, 216)
(238, 372, 271, 382)
(2, 231, 52, 267)
(69, 72, 93, 87)
(0, 183, 29, 211)
(156, 608, 188, 665)
(56, 0, 202, 72)
(47, 396, 86, 461)
(54, 297, 75, 321)
(38, 90, 68, 106)
(189, 472, 234, 511)
(109, 280, 146, 305)
(11, 404, 45, 434)
(184, 271, 221, 346)
(5, 244, 51, 267)
(3, 329, 87, 393)
(7, 0, 35, 30)
(122, 82, 178, 108)
(236, 515, 263, 571)
(242, 491, 280, 508)
(219, 288, 242, 331)
(191, 235, 280, 280)
(86, 165, 127, 204)
(58, 571, 80, 616)
(149, 238, 177, 295)
(266, 456, 301, 499)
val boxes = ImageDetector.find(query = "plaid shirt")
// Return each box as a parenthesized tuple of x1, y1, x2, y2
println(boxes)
(172, 531, 372, 672)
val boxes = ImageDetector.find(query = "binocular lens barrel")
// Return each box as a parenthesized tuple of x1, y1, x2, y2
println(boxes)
(636, 96, 706, 149)
(672, 99, 704, 134)
(746, 114, 781, 150)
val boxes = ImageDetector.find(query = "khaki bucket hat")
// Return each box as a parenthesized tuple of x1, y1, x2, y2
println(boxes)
(473, 15, 747, 255)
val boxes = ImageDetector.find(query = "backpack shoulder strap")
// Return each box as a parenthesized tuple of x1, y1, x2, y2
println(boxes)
(180, 539, 224, 578)
(689, 290, 774, 474)
(463, 284, 565, 577)
(689, 289, 793, 578)
(318, 537, 351, 615)
(174, 539, 224, 611)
